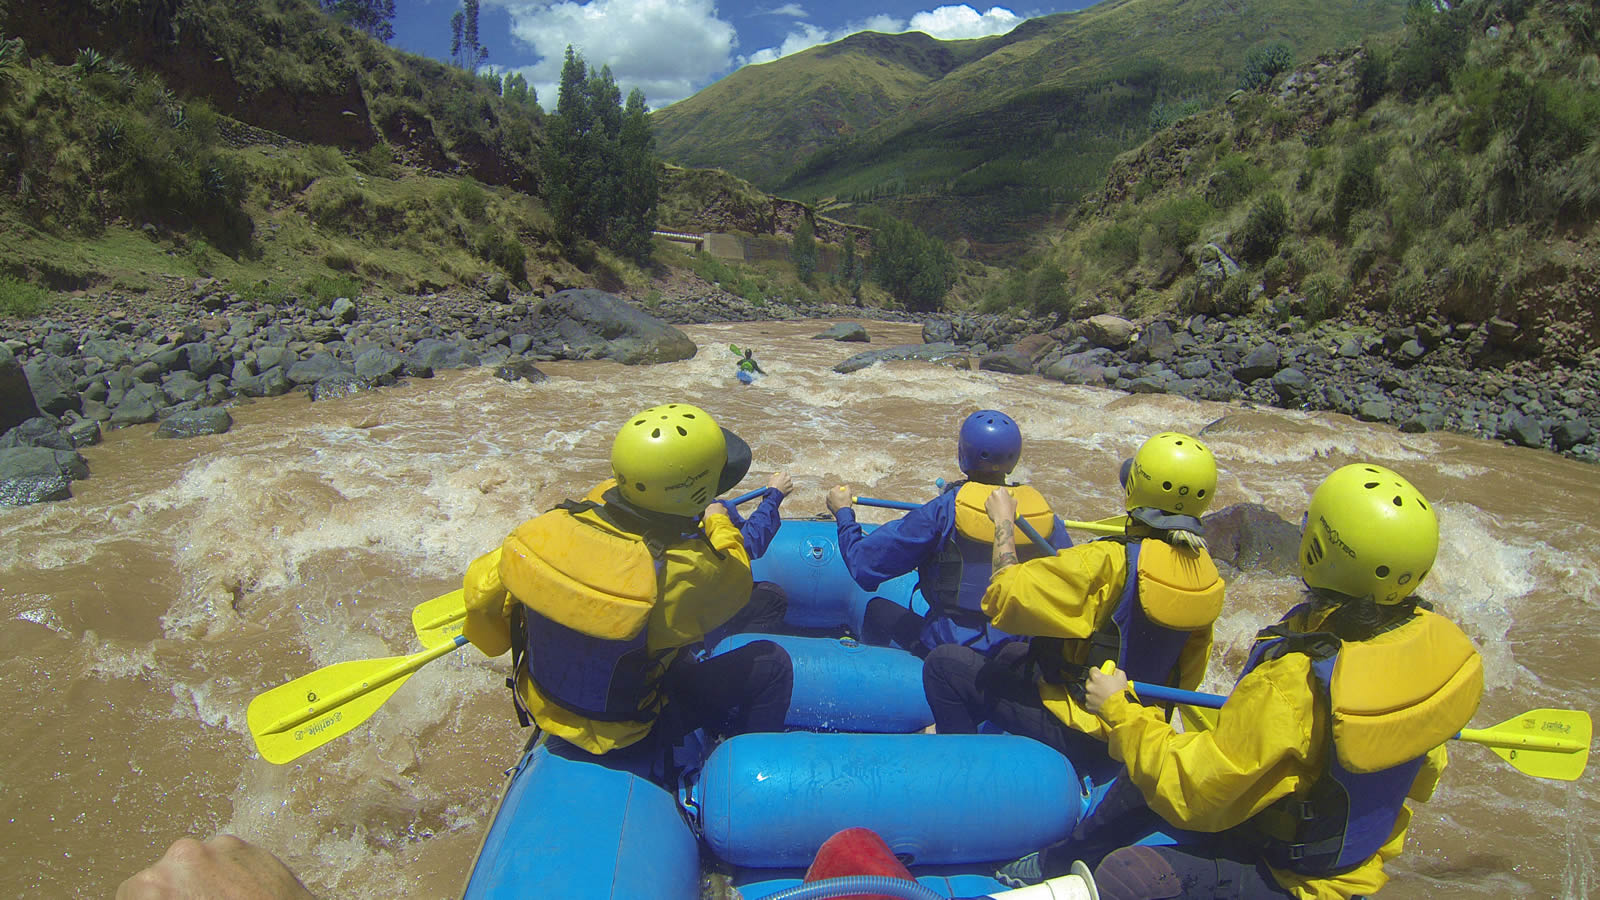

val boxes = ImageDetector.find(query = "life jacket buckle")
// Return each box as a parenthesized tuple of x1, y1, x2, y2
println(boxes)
(1297, 800, 1317, 821)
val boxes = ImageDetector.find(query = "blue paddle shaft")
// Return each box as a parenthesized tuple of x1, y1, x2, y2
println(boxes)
(853, 496, 1055, 550)
(1131, 681, 1225, 709)
(729, 487, 769, 507)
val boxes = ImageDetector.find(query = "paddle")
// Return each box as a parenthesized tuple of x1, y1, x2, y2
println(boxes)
(1129, 680, 1591, 781)
(410, 486, 776, 649)
(247, 635, 468, 765)
(851, 495, 1129, 539)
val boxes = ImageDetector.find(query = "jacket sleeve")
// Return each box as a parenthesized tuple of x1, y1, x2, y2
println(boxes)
(737, 489, 784, 560)
(463, 546, 514, 658)
(981, 541, 1127, 638)
(834, 496, 954, 590)
(1098, 655, 1319, 833)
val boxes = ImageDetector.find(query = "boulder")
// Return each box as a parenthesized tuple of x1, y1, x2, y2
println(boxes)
(834, 342, 965, 374)
(495, 360, 549, 383)
(0, 344, 42, 433)
(1502, 413, 1546, 448)
(1203, 503, 1301, 576)
(541, 289, 696, 365)
(0, 446, 73, 506)
(287, 352, 349, 385)
(354, 348, 406, 383)
(156, 407, 234, 438)
(1041, 349, 1114, 385)
(236, 367, 294, 398)
(406, 338, 481, 372)
(0, 417, 72, 452)
(1355, 397, 1393, 423)
(1553, 418, 1593, 452)
(1080, 315, 1135, 350)
(1233, 342, 1281, 382)
(1270, 368, 1309, 406)
(811, 322, 870, 342)
(329, 296, 359, 324)
(978, 346, 1035, 375)
(922, 319, 955, 344)
(1128, 321, 1177, 363)
(22, 354, 80, 416)
(309, 374, 374, 402)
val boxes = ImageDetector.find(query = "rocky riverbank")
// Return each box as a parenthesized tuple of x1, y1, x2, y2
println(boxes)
(2, 275, 1595, 507)
(898, 310, 1600, 462)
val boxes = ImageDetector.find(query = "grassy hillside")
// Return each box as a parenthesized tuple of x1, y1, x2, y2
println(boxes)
(653, 0, 1408, 249)
(1005, 0, 1600, 351)
(0, 43, 572, 302)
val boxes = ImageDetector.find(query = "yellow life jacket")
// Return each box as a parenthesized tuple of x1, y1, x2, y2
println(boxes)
(922, 482, 1064, 649)
(1048, 537, 1224, 695)
(1244, 604, 1482, 875)
(498, 499, 752, 754)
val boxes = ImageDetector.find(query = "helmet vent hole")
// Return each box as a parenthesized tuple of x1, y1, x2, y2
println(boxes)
(1392, 496, 1403, 507)
(1418, 498, 1429, 509)
(1375, 565, 1390, 578)
(1175, 440, 1184, 446)
(1162, 481, 1173, 490)
(634, 482, 646, 492)
(683, 413, 696, 418)
(651, 428, 661, 439)
(677, 426, 688, 436)
(634, 419, 645, 426)
(1197, 489, 1206, 498)
(1364, 481, 1379, 489)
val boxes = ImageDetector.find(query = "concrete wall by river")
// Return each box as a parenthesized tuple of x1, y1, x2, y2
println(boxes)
(1, 321, 1594, 898)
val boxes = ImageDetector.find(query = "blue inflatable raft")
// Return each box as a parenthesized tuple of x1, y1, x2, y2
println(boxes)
(461, 520, 1141, 899)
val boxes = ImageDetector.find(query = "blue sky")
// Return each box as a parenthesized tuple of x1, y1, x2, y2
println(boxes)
(389, 2, 1091, 109)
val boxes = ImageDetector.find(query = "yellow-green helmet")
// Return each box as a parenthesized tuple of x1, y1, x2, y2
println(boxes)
(611, 403, 727, 517)
(1300, 464, 1438, 605)
(1123, 432, 1217, 516)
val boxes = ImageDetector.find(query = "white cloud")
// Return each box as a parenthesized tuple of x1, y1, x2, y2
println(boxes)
(482, 0, 737, 107)
(739, 5, 1022, 67)
(910, 5, 1021, 39)
(761, 3, 809, 16)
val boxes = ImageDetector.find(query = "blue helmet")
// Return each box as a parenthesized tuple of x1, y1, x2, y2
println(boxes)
(957, 410, 1022, 479)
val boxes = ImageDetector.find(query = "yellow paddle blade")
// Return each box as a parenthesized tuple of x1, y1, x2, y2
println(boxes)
(247, 636, 466, 765)
(1061, 516, 1129, 536)
(1458, 708, 1591, 782)
(412, 588, 468, 649)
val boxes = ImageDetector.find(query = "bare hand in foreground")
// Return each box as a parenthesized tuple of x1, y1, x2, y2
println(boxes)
(703, 501, 729, 520)
(767, 471, 794, 497)
(1084, 665, 1131, 716)
(826, 485, 853, 514)
(117, 834, 315, 900)
(984, 487, 1018, 524)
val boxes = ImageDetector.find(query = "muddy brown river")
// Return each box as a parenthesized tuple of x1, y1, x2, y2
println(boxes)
(1, 320, 1593, 898)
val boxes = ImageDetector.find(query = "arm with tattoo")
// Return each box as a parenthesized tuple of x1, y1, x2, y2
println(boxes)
(992, 517, 1019, 571)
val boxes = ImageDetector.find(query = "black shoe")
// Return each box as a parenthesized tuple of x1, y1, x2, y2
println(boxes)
(995, 851, 1044, 888)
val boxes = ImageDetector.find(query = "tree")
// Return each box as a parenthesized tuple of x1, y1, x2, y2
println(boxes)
(450, 0, 488, 70)
(320, 0, 395, 41)
(861, 210, 957, 311)
(542, 47, 657, 259)
(613, 87, 658, 260)
(791, 215, 817, 283)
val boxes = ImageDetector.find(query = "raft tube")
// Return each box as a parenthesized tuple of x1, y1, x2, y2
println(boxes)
(461, 737, 699, 900)
(710, 633, 934, 733)
(752, 519, 922, 632)
(688, 732, 1083, 869)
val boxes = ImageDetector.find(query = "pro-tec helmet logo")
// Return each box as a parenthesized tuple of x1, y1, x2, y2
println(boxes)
(1319, 514, 1357, 558)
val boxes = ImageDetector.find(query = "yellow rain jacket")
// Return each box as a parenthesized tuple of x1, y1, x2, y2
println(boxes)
(461, 486, 753, 754)
(1098, 604, 1483, 899)
(982, 537, 1222, 740)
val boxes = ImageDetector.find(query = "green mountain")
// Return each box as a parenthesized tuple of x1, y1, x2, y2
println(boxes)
(653, 0, 1409, 249)
(1003, 0, 1600, 354)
